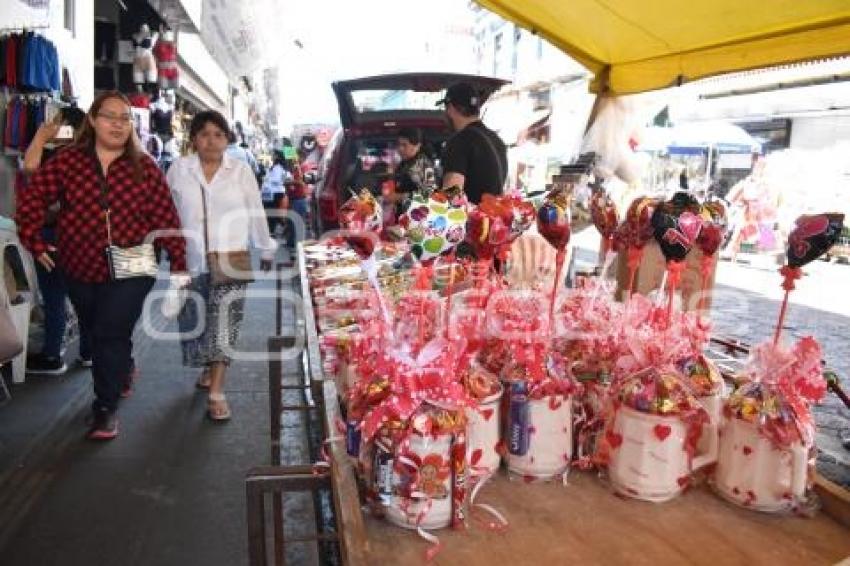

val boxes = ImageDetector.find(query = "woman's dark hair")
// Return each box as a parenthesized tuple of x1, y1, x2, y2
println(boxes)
(189, 110, 233, 142)
(398, 127, 423, 146)
(74, 91, 145, 183)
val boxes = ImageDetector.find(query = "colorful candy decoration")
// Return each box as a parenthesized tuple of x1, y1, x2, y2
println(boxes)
(651, 195, 703, 324)
(339, 189, 391, 325)
(786, 213, 844, 268)
(537, 186, 573, 331)
(590, 189, 619, 256)
(464, 194, 529, 261)
(773, 213, 844, 345)
(339, 189, 383, 260)
(615, 197, 657, 297)
(536, 187, 572, 253)
(398, 192, 468, 263)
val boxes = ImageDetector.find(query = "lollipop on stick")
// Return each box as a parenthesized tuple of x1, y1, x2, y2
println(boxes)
(614, 197, 656, 297)
(537, 186, 572, 331)
(773, 213, 844, 345)
(339, 189, 391, 325)
(590, 189, 619, 274)
(694, 201, 727, 317)
(651, 205, 702, 324)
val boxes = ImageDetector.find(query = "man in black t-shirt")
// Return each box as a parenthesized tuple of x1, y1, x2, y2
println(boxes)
(436, 82, 507, 205)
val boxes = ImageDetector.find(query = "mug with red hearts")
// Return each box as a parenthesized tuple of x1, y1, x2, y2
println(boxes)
(464, 364, 503, 476)
(607, 406, 717, 502)
(385, 432, 454, 530)
(714, 417, 809, 513)
(504, 381, 573, 481)
(604, 369, 717, 502)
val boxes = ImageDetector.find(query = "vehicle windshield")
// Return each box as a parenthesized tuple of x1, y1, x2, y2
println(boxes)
(349, 89, 444, 113)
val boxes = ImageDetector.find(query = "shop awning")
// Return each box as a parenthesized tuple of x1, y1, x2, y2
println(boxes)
(474, 0, 850, 95)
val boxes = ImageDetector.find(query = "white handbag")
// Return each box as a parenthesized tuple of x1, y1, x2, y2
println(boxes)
(98, 175, 158, 280)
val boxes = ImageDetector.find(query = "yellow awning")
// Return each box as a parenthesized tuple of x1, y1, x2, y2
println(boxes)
(474, 0, 850, 95)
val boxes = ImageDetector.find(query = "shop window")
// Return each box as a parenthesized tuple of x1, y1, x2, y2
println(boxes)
(64, 0, 76, 37)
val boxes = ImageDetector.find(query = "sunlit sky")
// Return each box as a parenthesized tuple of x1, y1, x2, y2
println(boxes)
(270, 0, 479, 131)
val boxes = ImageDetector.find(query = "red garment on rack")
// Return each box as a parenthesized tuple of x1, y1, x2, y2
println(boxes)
(5, 35, 17, 87)
(128, 92, 150, 108)
(153, 41, 178, 80)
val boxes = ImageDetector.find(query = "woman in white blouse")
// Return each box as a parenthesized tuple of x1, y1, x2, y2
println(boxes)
(167, 110, 277, 421)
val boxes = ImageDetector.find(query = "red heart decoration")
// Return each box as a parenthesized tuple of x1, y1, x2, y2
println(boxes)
(678, 211, 703, 244)
(494, 440, 507, 457)
(653, 424, 672, 442)
(742, 446, 753, 456)
(677, 476, 690, 488)
(548, 397, 563, 411)
(481, 408, 494, 422)
(606, 430, 623, 449)
(470, 449, 482, 467)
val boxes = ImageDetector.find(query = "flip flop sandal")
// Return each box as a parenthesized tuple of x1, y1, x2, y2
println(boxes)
(207, 393, 231, 422)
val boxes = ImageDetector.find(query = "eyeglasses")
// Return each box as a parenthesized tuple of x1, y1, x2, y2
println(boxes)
(96, 112, 132, 125)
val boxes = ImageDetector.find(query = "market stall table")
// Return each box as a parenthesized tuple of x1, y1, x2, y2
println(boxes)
(295, 245, 850, 566)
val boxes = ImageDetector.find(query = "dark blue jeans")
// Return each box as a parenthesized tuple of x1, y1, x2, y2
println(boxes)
(67, 277, 154, 414)
(35, 228, 90, 360)
(287, 197, 309, 247)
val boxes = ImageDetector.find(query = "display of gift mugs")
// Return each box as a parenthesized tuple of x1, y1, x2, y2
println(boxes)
(504, 382, 572, 481)
(714, 417, 809, 513)
(465, 386, 503, 475)
(384, 432, 454, 530)
(607, 406, 718, 502)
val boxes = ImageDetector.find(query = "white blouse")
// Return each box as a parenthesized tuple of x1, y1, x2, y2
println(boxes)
(167, 154, 277, 275)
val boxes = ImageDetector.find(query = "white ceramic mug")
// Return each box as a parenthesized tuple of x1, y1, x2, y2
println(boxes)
(506, 394, 572, 481)
(608, 406, 718, 502)
(465, 387, 503, 475)
(385, 433, 453, 530)
(714, 417, 809, 513)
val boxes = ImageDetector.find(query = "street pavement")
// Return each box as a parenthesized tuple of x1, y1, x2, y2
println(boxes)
(0, 249, 308, 566)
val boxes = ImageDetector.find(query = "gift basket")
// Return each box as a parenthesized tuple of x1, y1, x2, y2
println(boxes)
(714, 337, 826, 514)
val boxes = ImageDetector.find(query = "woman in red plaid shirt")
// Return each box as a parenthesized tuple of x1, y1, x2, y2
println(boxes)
(16, 91, 188, 440)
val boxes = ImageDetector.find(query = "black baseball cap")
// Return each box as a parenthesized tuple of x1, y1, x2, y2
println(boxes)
(435, 82, 481, 110)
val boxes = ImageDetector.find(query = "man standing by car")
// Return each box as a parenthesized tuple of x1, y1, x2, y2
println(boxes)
(437, 82, 507, 204)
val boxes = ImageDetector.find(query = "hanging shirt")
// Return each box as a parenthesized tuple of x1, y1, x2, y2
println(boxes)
(16, 146, 187, 282)
(166, 153, 277, 275)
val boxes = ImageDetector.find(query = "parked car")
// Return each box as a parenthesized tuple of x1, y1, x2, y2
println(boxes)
(312, 72, 508, 234)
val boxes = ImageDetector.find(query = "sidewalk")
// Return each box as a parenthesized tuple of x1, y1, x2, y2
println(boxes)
(0, 252, 293, 566)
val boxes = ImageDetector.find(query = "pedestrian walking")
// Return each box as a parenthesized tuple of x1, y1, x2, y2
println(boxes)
(285, 158, 310, 248)
(261, 149, 291, 236)
(16, 91, 188, 440)
(436, 82, 508, 204)
(20, 108, 93, 375)
(167, 110, 277, 421)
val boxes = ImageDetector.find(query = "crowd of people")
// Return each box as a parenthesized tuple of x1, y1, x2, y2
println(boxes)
(12, 81, 509, 442)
